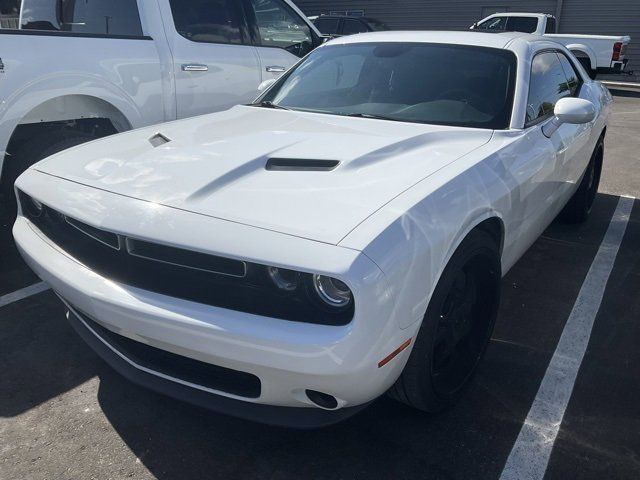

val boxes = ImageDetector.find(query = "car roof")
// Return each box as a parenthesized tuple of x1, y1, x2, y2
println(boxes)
(327, 30, 540, 49)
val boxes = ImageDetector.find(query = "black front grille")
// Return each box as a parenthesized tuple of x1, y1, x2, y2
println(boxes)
(19, 191, 354, 325)
(76, 308, 261, 398)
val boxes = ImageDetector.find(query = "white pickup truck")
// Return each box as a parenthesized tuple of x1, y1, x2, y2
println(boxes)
(0, 0, 321, 209)
(471, 13, 631, 78)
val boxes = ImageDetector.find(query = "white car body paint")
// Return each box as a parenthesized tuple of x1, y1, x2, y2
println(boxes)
(13, 31, 612, 418)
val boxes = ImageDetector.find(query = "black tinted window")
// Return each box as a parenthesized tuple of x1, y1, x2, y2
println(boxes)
(0, 0, 20, 29)
(526, 52, 571, 125)
(264, 43, 517, 129)
(249, 0, 312, 56)
(476, 16, 506, 31)
(545, 17, 556, 34)
(169, 0, 244, 44)
(367, 19, 388, 31)
(19, 0, 143, 36)
(342, 19, 367, 35)
(314, 17, 339, 35)
(557, 52, 581, 96)
(505, 17, 538, 33)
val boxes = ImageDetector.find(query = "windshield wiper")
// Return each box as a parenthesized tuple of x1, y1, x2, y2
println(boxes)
(249, 100, 291, 111)
(346, 112, 403, 122)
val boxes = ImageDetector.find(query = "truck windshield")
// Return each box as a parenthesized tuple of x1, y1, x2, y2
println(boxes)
(261, 42, 517, 129)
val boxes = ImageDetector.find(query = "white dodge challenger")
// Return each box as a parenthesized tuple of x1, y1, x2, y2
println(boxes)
(13, 31, 610, 427)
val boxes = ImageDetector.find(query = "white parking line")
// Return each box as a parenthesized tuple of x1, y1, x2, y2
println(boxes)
(500, 195, 635, 480)
(0, 282, 50, 308)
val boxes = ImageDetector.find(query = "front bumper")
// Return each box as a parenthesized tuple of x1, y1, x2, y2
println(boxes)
(13, 170, 419, 425)
(64, 303, 368, 427)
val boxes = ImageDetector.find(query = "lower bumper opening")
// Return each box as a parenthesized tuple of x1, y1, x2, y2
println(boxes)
(75, 307, 261, 398)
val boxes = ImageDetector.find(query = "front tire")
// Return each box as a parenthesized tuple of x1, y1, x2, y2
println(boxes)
(389, 229, 501, 412)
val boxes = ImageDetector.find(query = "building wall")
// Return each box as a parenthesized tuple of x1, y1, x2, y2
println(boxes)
(297, 0, 639, 82)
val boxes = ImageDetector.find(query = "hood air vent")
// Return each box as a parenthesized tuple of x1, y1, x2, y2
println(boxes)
(265, 158, 339, 172)
(149, 133, 171, 147)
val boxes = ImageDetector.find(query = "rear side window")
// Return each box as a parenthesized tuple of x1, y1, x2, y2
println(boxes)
(342, 19, 367, 35)
(169, 0, 244, 44)
(314, 17, 339, 35)
(545, 17, 556, 34)
(18, 0, 143, 37)
(505, 17, 538, 33)
(248, 0, 313, 56)
(526, 52, 572, 125)
(476, 16, 506, 31)
(556, 52, 582, 96)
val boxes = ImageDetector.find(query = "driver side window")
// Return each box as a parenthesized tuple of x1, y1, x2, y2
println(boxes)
(249, 0, 312, 56)
(526, 51, 573, 126)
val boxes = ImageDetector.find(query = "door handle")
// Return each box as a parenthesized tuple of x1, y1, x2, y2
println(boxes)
(266, 65, 286, 73)
(182, 64, 208, 72)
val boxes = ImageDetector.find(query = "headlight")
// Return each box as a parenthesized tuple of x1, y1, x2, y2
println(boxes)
(312, 275, 352, 308)
(19, 191, 43, 217)
(267, 266, 300, 291)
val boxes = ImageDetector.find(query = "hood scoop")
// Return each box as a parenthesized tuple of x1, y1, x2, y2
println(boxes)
(265, 158, 340, 172)
(149, 133, 171, 148)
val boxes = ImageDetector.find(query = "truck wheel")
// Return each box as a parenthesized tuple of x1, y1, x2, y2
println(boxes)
(1, 130, 97, 218)
(576, 56, 597, 80)
(389, 230, 501, 412)
(560, 138, 604, 224)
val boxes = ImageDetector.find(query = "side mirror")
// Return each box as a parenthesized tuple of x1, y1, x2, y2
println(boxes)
(542, 97, 596, 137)
(257, 78, 277, 93)
(470, 23, 477, 30)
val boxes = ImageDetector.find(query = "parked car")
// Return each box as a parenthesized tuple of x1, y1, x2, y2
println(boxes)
(0, 0, 322, 213)
(471, 12, 631, 78)
(14, 30, 610, 427)
(312, 14, 388, 37)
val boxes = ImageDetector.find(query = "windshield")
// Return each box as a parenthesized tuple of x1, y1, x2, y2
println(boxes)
(261, 42, 517, 129)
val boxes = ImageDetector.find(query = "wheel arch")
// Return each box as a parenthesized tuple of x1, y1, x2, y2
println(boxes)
(18, 95, 133, 131)
(442, 213, 505, 275)
(1, 94, 136, 180)
(566, 44, 597, 71)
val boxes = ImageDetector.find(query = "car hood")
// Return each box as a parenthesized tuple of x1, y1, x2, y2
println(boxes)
(34, 106, 492, 244)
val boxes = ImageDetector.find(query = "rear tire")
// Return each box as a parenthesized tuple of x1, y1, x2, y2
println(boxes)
(389, 229, 501, 412)
(560, 138, 604, 224)
(1, 130, 97, 219)
(576, 56, 597, 80)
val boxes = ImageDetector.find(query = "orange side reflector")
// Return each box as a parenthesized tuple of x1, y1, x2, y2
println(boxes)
(377, 338, 412, 368)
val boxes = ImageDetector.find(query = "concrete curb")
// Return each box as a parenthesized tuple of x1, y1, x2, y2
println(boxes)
(602, 81, 640, 91)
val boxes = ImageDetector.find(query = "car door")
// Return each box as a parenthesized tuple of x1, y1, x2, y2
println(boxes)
(554, 51, 596, 189)
(159, 0, 261, 118)
(243, 0, 317, 82)
(512, 51, 574, 242)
